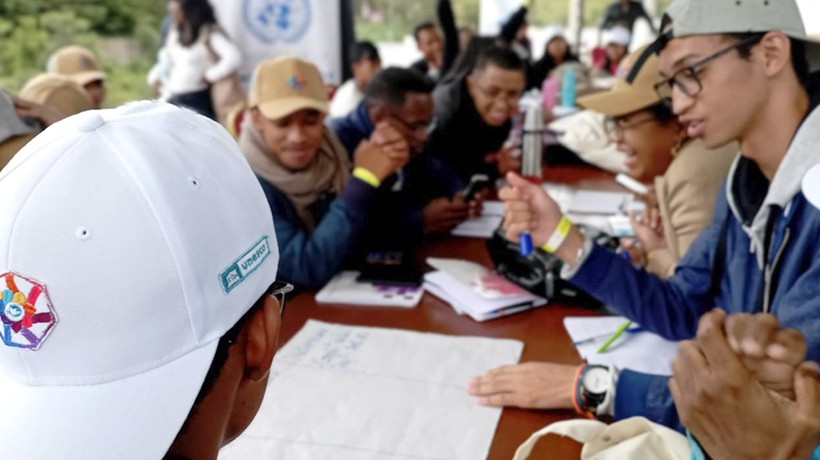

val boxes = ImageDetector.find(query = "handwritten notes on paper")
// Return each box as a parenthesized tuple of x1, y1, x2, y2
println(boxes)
(220, 320, 524, 460)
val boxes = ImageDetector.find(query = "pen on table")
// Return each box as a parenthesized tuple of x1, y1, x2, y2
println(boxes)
(572, 325, 644, 346)
(597, 320, 635, 353)
(519, 231, 533, 256)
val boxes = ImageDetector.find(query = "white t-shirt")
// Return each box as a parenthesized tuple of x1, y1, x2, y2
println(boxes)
(329, 79, 363, 118)
(148, 27, 241, 96)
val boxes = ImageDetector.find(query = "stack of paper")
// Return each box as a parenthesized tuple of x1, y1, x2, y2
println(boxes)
(316, 271, 424, 308)
(423, 258, 547, 322)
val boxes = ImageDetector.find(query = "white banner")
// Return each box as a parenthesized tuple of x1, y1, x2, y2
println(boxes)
(210, 0, 343, 85)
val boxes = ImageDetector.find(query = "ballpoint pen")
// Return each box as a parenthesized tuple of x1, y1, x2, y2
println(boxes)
(597, 320, 638, 353)
(519, 231, 533, 256)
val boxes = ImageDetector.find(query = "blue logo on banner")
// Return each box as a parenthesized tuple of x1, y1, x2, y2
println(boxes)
(244, 0, 312, 44)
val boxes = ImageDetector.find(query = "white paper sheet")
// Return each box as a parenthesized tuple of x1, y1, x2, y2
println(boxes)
(450, 201, 504, 238)
(563, 316, 679, 376)
(221, 320, 524, 460)
(567, 190, 630, 215)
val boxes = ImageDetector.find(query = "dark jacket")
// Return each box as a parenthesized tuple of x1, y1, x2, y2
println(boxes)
(327, 102, 465, 247)
(428, 77, 512, 182)
(257, 175, 378, 289)
(600, 1, 657, 33)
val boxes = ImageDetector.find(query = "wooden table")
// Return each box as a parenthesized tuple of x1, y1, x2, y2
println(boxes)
(276, 166, 620, 459)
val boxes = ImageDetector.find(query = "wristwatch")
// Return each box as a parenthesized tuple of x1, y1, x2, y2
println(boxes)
(579, 364, 611, 412)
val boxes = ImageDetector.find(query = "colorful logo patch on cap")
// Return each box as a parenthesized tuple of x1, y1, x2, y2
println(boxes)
(287, 72, 306, 90)
(0, 273, 58, 351)
(79, 56, 95, 70)
(220, 236, 272, 294)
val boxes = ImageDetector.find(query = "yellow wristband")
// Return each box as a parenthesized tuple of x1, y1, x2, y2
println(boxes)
(352, 167, 381, 188)
(541, 215, 572, 253)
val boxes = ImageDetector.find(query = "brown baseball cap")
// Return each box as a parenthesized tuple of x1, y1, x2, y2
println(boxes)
(20, 74, 93, 117)
(577, 47, 661, 117)
(249, 56, 329, 120)
(47, 45, 107, 86)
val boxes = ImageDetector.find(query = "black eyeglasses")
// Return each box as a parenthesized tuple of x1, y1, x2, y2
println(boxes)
(654, 35, 762, 101)
(604, 114, 657, 141)
(224, 280, 293, 345)
(389, 113, 437, 136)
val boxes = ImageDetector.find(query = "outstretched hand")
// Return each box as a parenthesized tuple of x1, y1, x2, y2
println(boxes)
(467, 362, 577, 409)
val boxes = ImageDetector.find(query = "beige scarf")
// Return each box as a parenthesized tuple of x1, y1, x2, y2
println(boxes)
(239, 117, 350, 231)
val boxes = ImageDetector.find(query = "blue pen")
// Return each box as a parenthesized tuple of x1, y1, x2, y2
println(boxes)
(519, 231, 533, 256)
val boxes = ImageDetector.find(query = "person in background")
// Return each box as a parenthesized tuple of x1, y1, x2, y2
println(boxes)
(577, 48, 736, 277)
(410, 21, 444, 82)
(429, 45, 527, 182)
(329, 41, 382, 119)
(600, 0, 657, 35)
(468, 0, 820, 432)
(529, 25, 579, 89)
(0, 101, 287, 460)
(499, 6, 532, 63)
(46, 45, 107, 109)
(459, 26, 475, 53)
(593, 26, 631, 77)
(149, 0, 240, 120)
(19, 74, 93, 121)
(329, 67, 480, 239)
(239, 57, 408, 288)
(1, 75, 93, 168)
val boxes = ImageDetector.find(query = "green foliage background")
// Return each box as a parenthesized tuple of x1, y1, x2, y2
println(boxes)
(0, 1, 667, 105)
(0, 0, 166, 106)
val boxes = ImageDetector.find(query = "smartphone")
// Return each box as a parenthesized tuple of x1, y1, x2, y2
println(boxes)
(460, 174, 490, 201)
(357, 252, 422, 287)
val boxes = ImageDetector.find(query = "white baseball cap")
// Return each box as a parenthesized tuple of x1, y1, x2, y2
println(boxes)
(661, 0, 820, 72)
(603, 26, 632, 47)
(0, 102, 279, 459)
(804, 164, 820, 209)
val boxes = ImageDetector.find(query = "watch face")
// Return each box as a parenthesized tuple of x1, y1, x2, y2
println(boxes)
(582, 366, 610, 394)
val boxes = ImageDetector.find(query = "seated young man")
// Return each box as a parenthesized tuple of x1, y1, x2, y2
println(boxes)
(46, 45, 107, 108)
(469, 0, 820, 431)
(410, 21, 444, 82)
(239, 57, 409, 288)
(328, 67, 480, 239)
(428, 45, 527, 182)
(329, 41, 382, 119)
(0, 102, 286, 459)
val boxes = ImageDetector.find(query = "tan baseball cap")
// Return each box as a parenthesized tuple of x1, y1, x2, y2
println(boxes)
(577, 47, 661, 117)
(47, 45, 107, 86)
(249, 56, 329, 120)
(20, 74, 93, 117)
(661, 0, 820, 72)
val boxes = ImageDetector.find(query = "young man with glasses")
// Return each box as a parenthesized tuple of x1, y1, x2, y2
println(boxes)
(470, 0, 820, 432)
(429, 45, 527, 182)
(239, 57, 409, 289)
(0, 102, 292, 459)
(328, 67, 482, 238)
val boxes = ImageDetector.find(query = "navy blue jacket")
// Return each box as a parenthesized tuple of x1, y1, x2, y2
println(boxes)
(257, 175, 378, 289)
(327, 103, 465, 247)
